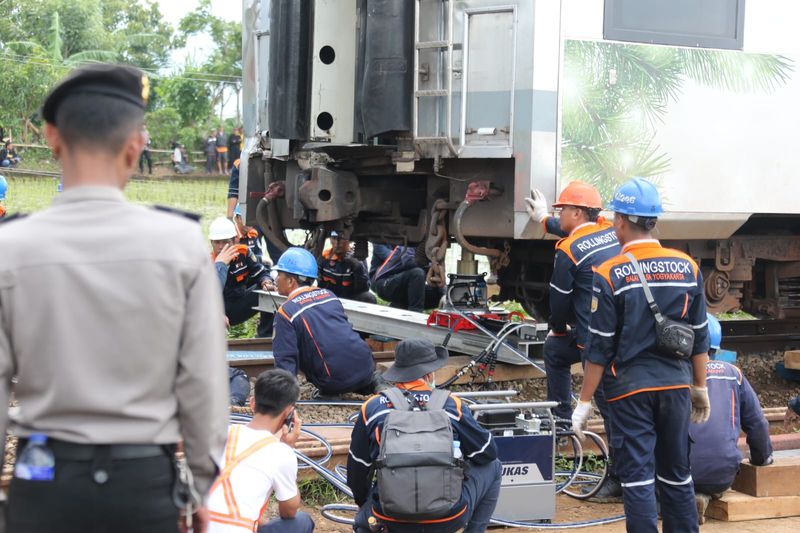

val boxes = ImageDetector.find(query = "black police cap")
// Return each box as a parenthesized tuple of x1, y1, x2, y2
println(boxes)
(41, 63, 150, 124)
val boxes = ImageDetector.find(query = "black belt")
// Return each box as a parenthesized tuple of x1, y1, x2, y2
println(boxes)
(18, 438, 171, 461)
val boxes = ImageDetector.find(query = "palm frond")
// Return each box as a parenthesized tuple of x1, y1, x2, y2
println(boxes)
(677, 49, 794, 93)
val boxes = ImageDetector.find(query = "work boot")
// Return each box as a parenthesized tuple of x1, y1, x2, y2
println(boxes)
(589, 475, 623, 503)
(695, 493, 710, 525)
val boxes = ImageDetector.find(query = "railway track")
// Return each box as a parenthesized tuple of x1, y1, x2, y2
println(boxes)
(720, 318, 800, 353)
(1, 167, 227, 181)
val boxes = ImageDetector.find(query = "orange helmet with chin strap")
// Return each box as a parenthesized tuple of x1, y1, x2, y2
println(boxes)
(552, 181, 603, 209)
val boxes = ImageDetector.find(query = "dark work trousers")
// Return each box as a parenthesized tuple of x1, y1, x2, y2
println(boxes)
(7, 451, 177, 533)
(336, 291, 377, 304)
(609, 389, 698, 533)
(375, 268, 443, 312)
(229, 367, 251, 406)
(258, 511, 315, 533)
(354, 459, 502, 533)
(138, 150, 153, 174)
(225, 286, 274, 338)
(543, 332, 616, 477)
(543, 332, 582, 421)
(693, 482, 731, 498)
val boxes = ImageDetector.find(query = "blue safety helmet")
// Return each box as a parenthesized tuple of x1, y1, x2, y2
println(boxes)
(0, 175, 7, 201)
(608, 177, 663, 217)
(707, 313, 722, 354)
(273, 247, 318, 279)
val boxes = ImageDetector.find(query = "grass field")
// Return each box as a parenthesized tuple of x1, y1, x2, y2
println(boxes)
(4, 176, 230, 237)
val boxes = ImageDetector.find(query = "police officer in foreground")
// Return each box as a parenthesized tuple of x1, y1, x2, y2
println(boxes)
(573, 177, 711, 533)
(526, 181, 622, 501)
(689, 313, 772, 524)
(0, 64, 229, 532)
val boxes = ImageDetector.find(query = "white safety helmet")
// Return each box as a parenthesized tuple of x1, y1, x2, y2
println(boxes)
(209, 217, 237, 241)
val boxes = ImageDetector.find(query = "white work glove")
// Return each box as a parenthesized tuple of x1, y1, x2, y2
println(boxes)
(571, 401, 593, 441)
(690, 385, 711, 424)
(524, 189, 548, 223)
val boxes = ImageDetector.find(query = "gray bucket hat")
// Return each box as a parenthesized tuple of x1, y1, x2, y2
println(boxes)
(382, 339, 449, 383)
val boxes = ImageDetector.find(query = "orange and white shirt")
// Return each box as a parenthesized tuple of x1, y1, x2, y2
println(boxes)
(207, 425, 298, 532)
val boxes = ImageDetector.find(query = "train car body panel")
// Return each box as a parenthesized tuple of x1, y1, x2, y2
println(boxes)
(240, 0, 800, 317)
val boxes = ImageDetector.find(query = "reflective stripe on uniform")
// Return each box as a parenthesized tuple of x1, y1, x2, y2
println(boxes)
(656, 474, 692, 486)
(209, 426, 278, 531)
(620, 478, 655, 488)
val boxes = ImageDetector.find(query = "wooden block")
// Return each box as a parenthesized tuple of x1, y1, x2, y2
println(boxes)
(377, 356, 543, 385)
(785, 350, 800, 370)
(732, 456, 800, 497)
(706, 490, 800, 522)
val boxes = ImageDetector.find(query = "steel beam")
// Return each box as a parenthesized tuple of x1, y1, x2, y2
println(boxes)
(256, 291, 545, 365)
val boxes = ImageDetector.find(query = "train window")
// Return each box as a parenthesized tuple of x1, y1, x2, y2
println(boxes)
(316, 112, 334, 131)
(603, 0, 745, 50)
(319, 45, 335, 65)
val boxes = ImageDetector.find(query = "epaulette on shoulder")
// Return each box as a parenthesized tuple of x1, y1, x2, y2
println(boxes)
(0, 212, 28, 225)
(151, 205, 201, 222)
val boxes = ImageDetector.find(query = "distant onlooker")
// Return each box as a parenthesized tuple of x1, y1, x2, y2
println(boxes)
(171, 141, 193, 174)
(0, 141, 21, 168)
(205, 133, 218, 174)
(228, 127, 242, 170)
(216, 126, 229, 174)
(138, 126, 153, 174)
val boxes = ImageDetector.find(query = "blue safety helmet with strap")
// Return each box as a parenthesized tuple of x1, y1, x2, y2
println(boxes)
(707, 313, 722, 355)
(273, 247, 318, 279)
(0, 175, 7, 200)
(608, 177, 663, 217)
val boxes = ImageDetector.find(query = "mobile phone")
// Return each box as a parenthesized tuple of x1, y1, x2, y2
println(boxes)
(285, 409, 295, 431)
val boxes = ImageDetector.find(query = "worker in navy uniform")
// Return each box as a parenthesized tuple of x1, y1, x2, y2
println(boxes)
(786, 395, 800, 428)
(525, 188, 566, 238)
(269, 247, 379, 399)
(527, 181, 622, 501)
(573, 177, 711, 533)
(318, 231, 376, 303)
(210, 216, 275, 337)
(0, 174, 7, 219)
(347, 339, 502, 533)
(689, 313, 772, 523)
(0, 63, 229, 532)
(371, 245, 443, 312)
(233, 202, 282, 265)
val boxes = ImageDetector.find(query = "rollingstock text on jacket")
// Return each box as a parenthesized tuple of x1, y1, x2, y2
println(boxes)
(584, 240, 710, 402)
(549, 219, 620, 345)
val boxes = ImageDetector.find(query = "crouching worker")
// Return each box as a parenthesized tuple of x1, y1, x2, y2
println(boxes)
(689, 314, 773, 523)
(347, 339, 502, 533)
(270, 247, 379, 399)
(210, 216, 275, 337)
(208, 369, 314, 533)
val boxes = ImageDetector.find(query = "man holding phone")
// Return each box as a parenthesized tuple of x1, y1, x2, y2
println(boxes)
(207, 369, 314, 533)
(210, 216, 275, 337)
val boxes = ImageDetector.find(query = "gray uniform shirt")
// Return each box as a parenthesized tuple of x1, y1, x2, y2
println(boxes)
(0, 186, 229, 495)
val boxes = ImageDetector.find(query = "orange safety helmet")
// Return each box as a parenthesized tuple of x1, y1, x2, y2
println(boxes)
(552, 181, 603, 209)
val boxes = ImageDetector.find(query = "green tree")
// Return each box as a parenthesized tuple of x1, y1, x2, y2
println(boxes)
(562, 41, 794, 199)
(178, 0, 242, 123)
(156, 70, 213, 128)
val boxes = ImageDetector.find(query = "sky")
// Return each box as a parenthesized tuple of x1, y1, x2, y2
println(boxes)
(155, 0, 241, 69)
